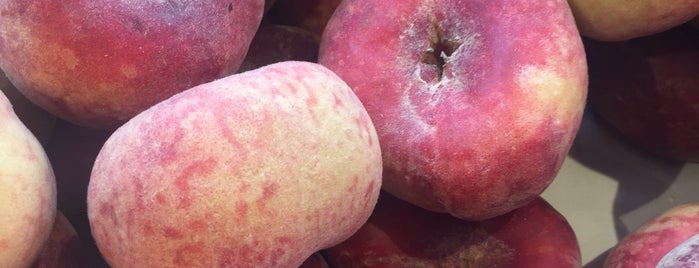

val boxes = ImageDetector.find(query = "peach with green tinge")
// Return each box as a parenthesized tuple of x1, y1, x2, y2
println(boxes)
(87, 61, 383, 267)
(0, 91, 57, 267)
(319, 0, 588, 221)
(0, 0, 263, 129)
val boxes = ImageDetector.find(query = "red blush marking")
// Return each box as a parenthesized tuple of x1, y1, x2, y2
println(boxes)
(348, 175, 359, 192)
(132, 176, 145, 210)
(354, 114, 374, 146)
(99, 203, 118, 226)
(238, 181, 250, 193)
(332, 93, 345, 110)
(306, 90, 318, 106)
(142, 222, 155, 236)
(0, 240, 8, 250)
(155, 193, 166, 204)
(162, 226, 184, 239)
(174, 243, 205, 266)
(174, 158, 218, 208)
(187, 219, 208, 231)
(257, 180, 279, 207)
(235, 201, 248, 223)
(364, 180, 376, 200)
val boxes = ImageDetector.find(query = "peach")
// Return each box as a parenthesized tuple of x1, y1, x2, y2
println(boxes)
(586, 25, 699, 161)
(604, 203, 699, 268)
(0, 90, 56, 267)
(32, 211, 81, 268)
(323, 193, 581, 267)
(319, 0, 588, 220)
(0, 0, 264, 129)
(87, 61, 382, 267)
(567, 0, 699, 41)
(237, 24, 320, 73)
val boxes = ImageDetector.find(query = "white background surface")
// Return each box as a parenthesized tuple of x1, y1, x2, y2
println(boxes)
(542, 108, 699, 267)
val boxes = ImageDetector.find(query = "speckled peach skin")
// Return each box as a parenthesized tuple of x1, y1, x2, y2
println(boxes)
(87, 61, 383, 267)
(319, 0, 587, 221)
(0, 0, 263, 129)
(0, 91, 57, 267)
(604, 203, 699, 268)
(567, 0, 699, 41)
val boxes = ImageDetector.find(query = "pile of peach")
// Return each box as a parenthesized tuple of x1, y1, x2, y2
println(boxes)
(1, 0, 698, 267)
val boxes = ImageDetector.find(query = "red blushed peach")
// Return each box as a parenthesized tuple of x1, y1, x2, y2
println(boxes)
(319, 0, 587, 220)
(586, 25, 699, 162)
(0, 0, 263, 129)
(0, 91, 57, 267)
(87, 61, 383, 267)
(567, 0, 699, 41)
(323, 193, 581, 267)
(604, 203, 699, 268)
(32, 211, 81, 268)
(237, 24, 320, 73)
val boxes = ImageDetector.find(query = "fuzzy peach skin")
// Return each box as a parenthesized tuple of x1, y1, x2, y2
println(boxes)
(567, 0, 699, 41)
(0, 0, 263, 129)
(87, 61, 383, 267)
(323, 193, 581, 267)
(319, 0, 587, 221)
(604, 203, 699, 268)
(0, 91, 57, 267)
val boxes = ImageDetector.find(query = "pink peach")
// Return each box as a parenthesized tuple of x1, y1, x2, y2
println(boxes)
(87, 61, 382, 267)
